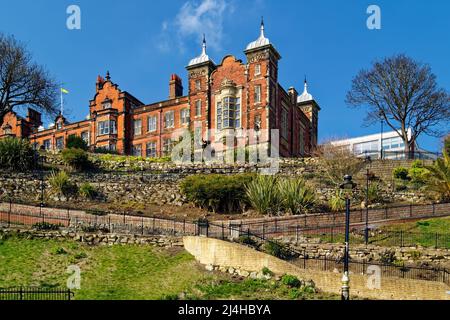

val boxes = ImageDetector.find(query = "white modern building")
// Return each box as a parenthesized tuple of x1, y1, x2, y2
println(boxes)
(329, 128, 433, 160)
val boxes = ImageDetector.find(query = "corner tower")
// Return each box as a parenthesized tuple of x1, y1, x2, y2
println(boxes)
(186, 35, 216, 143)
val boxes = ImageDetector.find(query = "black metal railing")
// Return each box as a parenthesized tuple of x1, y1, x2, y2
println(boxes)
(205, 221, 450, 287)
(1, 199, 449, 287)
(0, 287, 74, 300)
(220, 202, 450, 239)
(356, 150, 442, 160)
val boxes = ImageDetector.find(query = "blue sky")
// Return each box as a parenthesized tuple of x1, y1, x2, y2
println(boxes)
(0, 0, 449, 151)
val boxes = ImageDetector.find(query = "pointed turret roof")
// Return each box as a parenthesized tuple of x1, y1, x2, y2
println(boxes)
(297, 78, 314, 103)
(187, 34, 215, 67)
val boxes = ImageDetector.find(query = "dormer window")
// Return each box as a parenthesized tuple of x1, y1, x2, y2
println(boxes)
(102, 98, 113, 109)
(56, 122, 62, 130)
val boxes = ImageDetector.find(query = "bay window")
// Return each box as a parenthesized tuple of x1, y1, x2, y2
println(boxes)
(216, 97, 241, 130)
(97, 120, 117, 136)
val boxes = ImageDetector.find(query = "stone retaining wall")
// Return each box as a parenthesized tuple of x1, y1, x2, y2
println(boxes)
(183, 236, 450, 300)
(0, 228, 183, 247)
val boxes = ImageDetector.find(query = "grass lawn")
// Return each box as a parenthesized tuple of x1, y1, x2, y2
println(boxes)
(0, 235, 338, 300)
(379, 216, 450, 234)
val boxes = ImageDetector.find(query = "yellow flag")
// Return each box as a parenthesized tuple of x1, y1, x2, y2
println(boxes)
(61, 88, 69, 94)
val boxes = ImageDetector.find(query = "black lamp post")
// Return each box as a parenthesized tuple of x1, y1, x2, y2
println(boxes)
(364, 156, 372, 245)
(339, 175, 357, 301)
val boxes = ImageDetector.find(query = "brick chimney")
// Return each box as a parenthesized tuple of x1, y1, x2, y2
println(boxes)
(288, 86, 298, 105)
(169, 74, 183, 99)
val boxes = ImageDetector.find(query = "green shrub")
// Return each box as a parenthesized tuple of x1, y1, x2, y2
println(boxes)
(366, 183, 382, 203)
(66, 135, 88, 150)
(0, 137, 38, 171)
(411, 160, 424, 169)
(61, 148, 90, 170)
(54, 247, 68, 255)
(93, 147, 120, 155)
(261, 267, 273, 276)
(48, 171, 77, 198)
(393, 167, 409, 180)
(281, 274, 301, 288)
(245, 175, 281, 215)
(263, 241, 290, 259)
(278, 178, 316, 215)
(32, 222, 61, 230)
(180, 174, 254, 213)
(328, 190, 345, 212)
(408, 166, 429, 185)
(379, 249, 397, 265)
(238, 235, 257, 247)
(85, 208, 107, 216)
(74, 252, 88, 260)
(79, 182, 97, 199)
(81, 225, 109, 233)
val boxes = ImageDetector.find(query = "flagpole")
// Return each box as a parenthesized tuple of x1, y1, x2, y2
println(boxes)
(60, 88, 64, 116)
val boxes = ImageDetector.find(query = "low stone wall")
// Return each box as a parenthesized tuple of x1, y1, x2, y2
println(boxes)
(285, 241, 450, 268)
(183, 236, 450, 300)
(0, 172, 184, 206)
(0, 228, 184, 247)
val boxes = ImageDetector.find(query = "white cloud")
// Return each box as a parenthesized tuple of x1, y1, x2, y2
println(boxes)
(157, 0, 233, 54)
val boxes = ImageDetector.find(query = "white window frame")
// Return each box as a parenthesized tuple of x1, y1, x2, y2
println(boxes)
(180, 108, 190, 125)
(195, 100, 202, 117)
(97, 120, 117, 136)
(163, 138, 174, 156)
(254, 85, 261, 103)
(217, 96, 241, 130)
(56, 137, 64, 150)
(255, 64, 261, 76)
(132, 144, 142, 156)
(146, 141, 157, 158)
(134, 119, 142, 136)
(148, 116, 157, 132)
(43, 139, 52, 150)
(164, 111, 175, 128)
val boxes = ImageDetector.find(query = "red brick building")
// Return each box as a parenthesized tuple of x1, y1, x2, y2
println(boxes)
(0, 22, 320, 158)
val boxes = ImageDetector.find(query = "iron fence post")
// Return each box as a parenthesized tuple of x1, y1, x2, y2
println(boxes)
(435, 233, 438, 249)
(400, 231, 404, 247)
(222, 222, 224, 240)
(8, 198, 11, 228)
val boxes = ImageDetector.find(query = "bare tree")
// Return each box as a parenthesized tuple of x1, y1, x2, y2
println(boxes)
(346, 54, 450, 156)
(0, 33, 58, 126)
(315, 142, 365, 187)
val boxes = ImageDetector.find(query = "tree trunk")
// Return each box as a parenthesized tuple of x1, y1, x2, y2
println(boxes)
(404, 140, 414, 159)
